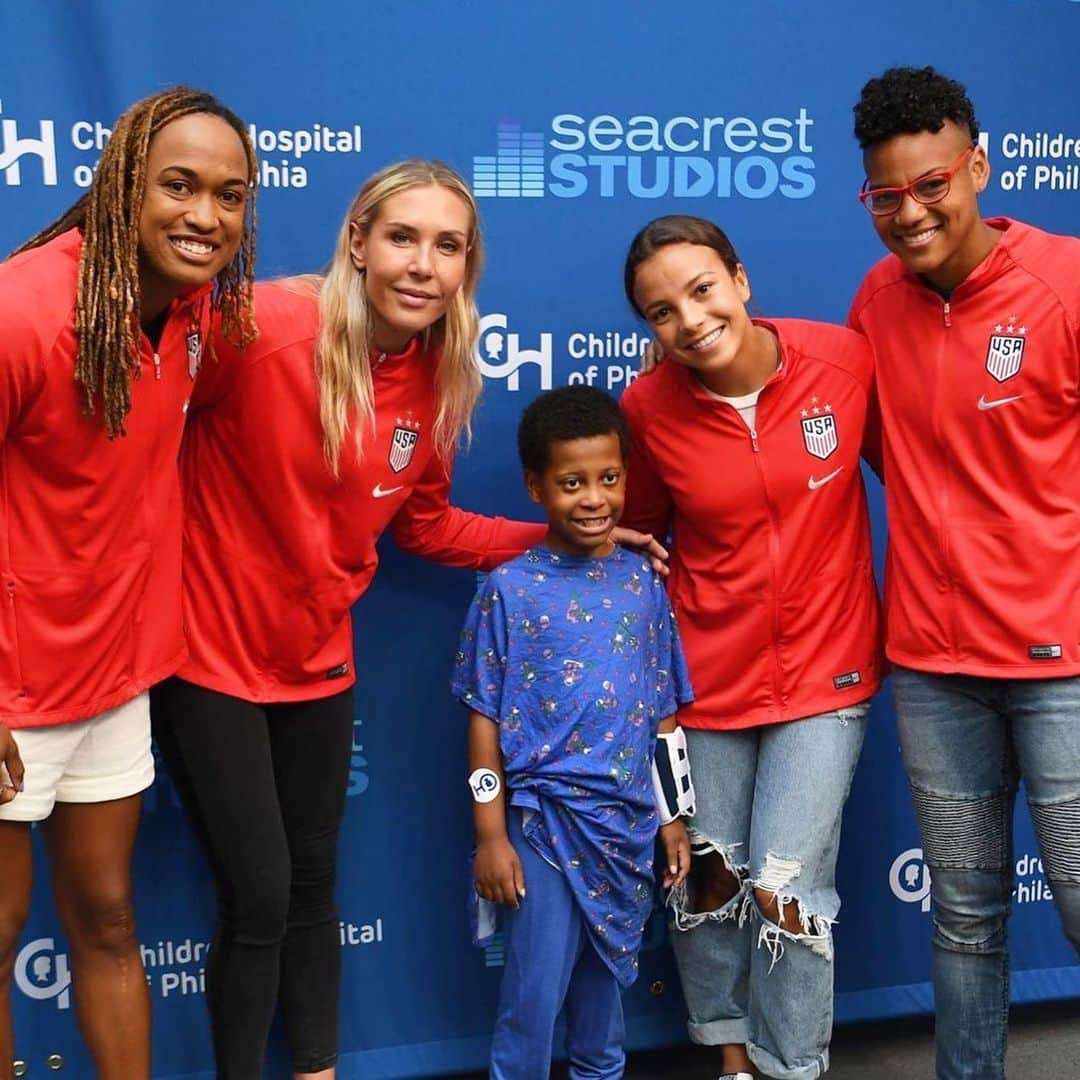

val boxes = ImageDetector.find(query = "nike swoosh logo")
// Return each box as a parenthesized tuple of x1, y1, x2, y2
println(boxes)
(372, 483, 404, 498)
(808, 466, 844, 491)
(977, 393, 1022, 411)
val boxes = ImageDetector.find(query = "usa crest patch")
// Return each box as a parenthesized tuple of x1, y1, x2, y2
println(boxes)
(187, 332, 203, 379)
(985, 317, 1026, 382)
(801, 413, 838, 461)
(389, 420, 420, 473)
(985, 334, 1025, 382)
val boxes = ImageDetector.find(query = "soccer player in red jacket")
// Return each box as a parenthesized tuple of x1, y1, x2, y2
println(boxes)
(622, 215, 883, 1080)
(850, 66, 1080, 1080)
(0, 88, 257, 1080)
(151, 160, 659, 1078)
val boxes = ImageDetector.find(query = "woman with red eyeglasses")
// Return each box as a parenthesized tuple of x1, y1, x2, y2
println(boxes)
(850, 66, 1080, 1080)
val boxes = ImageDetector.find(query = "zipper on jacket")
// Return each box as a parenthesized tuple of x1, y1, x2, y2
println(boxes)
(746, 426, 787, 709)
(930, 298, 960, 661)
(6, 580, 26, 696)
(139, 311, 178, 582)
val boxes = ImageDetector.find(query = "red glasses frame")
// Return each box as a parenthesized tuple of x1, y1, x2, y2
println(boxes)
(858, 145, 976, 216)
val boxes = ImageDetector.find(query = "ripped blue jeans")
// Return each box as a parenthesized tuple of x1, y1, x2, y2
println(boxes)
(668, 705, 868, 1080)
(893, 667, 1080, 1080)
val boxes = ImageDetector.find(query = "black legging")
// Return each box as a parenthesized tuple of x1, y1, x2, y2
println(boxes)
(151, 677, 354, 1077)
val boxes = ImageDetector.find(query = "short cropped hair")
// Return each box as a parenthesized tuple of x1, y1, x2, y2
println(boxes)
(517, 385, 629, 473)
(853, 66, 979, 149)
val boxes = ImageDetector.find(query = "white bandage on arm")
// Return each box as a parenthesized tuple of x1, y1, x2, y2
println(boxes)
(469, 767, 501, 804)
(652, 726, 695, 825)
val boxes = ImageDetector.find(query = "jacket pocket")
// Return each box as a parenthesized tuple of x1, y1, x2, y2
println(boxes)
(0, 577, 27, 711)
(11, 547, 148, 713)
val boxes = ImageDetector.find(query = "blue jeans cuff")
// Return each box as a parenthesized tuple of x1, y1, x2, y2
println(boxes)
(748, 1040, 829, 1080)
(688, 1016, 750, 1046)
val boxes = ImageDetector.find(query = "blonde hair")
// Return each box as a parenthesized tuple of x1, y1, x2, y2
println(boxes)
(316, 160, 484, 476)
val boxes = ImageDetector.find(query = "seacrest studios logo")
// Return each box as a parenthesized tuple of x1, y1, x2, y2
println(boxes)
(473, 110, 816, 200)
(15, 938, 72, 1010)
(889, 847, 932, 913)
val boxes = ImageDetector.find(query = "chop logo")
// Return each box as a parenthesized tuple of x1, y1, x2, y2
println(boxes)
(0, 101, 58, 186)
(14, 938, 72, 1009)
(477, 313, 554, 391)
(889, 847, 932, 913)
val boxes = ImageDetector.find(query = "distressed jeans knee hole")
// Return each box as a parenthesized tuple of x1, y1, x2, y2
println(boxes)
(670, 834, 747, 932)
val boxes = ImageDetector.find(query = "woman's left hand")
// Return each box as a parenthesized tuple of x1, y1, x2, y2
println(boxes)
(0, 723, 24, 805)
(610, 526, 669, 576)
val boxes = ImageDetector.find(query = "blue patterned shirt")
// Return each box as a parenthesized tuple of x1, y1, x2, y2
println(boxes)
(452, 545, 693, 986)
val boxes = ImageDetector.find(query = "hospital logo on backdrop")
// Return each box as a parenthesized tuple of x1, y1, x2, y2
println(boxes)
(472, 109, 816, 200)
(477, 312, 554, 391)
(0, 98, 361, 192)
(478, 311, 654, 395)
(0, 100, 58, 186)
(993, 126, 1080, 194)
(15, 938, 72, 1010)
(347, 716, 369, 797)
(889, 847, 932, 913)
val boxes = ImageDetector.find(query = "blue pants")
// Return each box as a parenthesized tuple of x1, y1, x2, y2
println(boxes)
(668, 705, 869, 1080)
(894, 668, 1080, 1080)
(490, 809, 625, 1080)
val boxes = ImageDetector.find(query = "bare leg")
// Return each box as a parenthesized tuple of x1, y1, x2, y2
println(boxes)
(44, 796, 150, 1080)
(0, 821, 33, 1080)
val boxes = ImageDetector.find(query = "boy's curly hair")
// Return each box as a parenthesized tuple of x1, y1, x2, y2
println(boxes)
(854, 66, 979, 149)
(518, 386, 629, 474)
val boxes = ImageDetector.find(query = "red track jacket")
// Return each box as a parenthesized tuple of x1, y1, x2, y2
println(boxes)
(849, 217, 1080, 677)
(621, 318, 883, 730)
(0, 230, 208, 727)
(178, 281, 543, 702)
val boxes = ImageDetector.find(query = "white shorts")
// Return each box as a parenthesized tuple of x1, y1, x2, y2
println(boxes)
(0, 692, 154, 823)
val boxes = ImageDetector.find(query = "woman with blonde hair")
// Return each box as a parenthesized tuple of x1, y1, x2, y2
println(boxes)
(152, 160, 658, 1078)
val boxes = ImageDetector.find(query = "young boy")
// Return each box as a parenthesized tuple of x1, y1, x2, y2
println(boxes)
(451, 385, 695, 1079)
(850, 67, 1080, 1080)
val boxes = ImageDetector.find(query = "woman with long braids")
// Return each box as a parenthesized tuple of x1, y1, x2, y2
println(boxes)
(0, 87, 257, 1079)
(152, 159, 661, 1079)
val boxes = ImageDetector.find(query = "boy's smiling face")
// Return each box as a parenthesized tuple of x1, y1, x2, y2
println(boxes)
(526, 432, 626, 558)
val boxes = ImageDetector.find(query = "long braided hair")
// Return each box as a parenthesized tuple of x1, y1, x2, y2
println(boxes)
(11, 87, 259, 437)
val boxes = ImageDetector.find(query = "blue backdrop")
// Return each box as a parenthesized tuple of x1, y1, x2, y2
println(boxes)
(3, 2, 1079, 1075)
